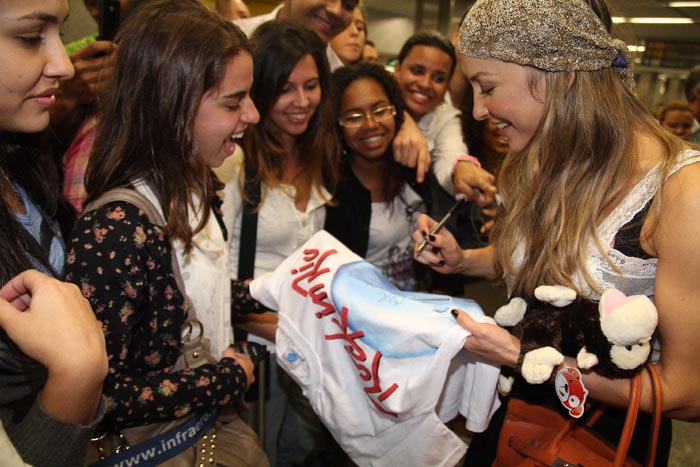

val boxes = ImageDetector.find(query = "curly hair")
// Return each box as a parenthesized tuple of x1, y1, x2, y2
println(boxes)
(333, 62, 405, 130)
(332, 62, 408, 205)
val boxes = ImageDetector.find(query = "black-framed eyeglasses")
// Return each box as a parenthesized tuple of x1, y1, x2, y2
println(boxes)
(338, 105, 396, 128)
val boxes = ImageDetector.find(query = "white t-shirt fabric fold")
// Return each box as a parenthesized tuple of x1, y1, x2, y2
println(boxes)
(250, 230, 500, 466)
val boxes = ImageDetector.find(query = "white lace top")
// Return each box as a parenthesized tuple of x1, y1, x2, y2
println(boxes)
(511, 149, 700, 301)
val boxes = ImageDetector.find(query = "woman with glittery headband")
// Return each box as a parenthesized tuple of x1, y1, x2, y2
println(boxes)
(414, 0, 700, 464)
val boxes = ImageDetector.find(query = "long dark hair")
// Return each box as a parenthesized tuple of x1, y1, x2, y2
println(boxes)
(241, 20, 340, 205)
(332, 63, 407, 205)
(460, 85, 507, 175)
(85, 0, 250, 252)
(0, 131, 74, 283)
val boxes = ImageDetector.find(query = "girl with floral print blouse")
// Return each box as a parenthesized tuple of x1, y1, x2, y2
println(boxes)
(65, 0, 262, 431)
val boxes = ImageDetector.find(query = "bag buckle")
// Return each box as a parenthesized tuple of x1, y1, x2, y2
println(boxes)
(112, 433, 129, 454)
(91, 432, 129, 460)
(553, 459, 582, 467)
(181, 319, 203, 343)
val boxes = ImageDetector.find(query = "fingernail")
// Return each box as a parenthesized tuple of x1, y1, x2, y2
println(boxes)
(422, 230, 428, 238)
(451, 309, 458, 318)
(428, 234, 436, 242)
(439, 260, 446, 266)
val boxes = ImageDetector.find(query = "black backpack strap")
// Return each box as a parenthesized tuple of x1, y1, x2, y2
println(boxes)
(234, 163, 260, 343)
(237, 163, 260, 281)
(38, 214, 56, 259)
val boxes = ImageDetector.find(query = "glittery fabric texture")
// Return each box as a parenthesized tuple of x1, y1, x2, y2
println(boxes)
(458, 0, 634, 90)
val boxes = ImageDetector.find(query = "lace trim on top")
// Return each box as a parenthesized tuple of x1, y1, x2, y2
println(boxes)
(577, 149, 700, 300)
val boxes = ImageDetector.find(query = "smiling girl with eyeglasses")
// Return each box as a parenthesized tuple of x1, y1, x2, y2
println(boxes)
(326, 63, 434, 291)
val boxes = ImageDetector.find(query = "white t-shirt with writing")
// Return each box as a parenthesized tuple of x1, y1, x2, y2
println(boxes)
(250, 231, 501, 466)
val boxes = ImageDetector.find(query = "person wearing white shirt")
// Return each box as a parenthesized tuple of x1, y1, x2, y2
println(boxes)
(215, 22, 342, 466)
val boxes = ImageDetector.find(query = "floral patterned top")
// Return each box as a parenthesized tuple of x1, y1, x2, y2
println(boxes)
(65, 201, 247, 429)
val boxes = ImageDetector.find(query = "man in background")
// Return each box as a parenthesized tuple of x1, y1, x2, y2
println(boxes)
(234, 0, 358, 71)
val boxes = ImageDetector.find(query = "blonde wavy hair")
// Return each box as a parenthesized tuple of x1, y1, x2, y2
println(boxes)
(491, 67, 686, 297)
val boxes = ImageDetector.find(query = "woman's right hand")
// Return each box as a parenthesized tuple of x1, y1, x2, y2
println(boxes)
(0, 270, 107, 424)
(223, 348, 255, 391)
(413, 214, 466, 274)
(413, 214, 498, 279)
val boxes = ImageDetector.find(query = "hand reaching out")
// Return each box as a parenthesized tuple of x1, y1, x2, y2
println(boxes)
(413, 214, 499, 279)
(51, 40, 117, 139)
(452, 161, 497, 206)
(63, 40, 117, 105)
(223, 347, 255, 391)
(392, 112, 431, 183)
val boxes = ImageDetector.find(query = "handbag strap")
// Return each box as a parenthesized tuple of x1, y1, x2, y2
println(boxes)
(507, 364, 662, 467)
(645, 364, 663, 467)
(83, 188, 197, 323)
(614, 370, 642, 466)
(614, 363, 663, 467)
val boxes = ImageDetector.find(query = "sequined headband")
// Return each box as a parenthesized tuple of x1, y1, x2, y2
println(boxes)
(458, 0, 635, 91)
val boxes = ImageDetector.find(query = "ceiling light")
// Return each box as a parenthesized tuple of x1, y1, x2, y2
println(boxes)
(627, 45, 646, 52)
(667, 2, 700, 7)
(612, 16, 694, 24)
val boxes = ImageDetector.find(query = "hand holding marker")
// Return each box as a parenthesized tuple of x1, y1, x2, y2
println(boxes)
(414, 193, 468, 257)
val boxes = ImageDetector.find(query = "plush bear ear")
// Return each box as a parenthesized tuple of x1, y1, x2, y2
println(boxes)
(534, 285, 577, 307)
(599, 289, 658, 344)
(599, 288, 627, 319)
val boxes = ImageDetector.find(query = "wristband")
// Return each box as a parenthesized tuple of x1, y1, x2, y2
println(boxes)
(452, 154, 482, 171)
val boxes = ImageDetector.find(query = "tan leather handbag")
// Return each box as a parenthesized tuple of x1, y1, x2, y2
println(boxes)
(494, 364, 662, 467)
